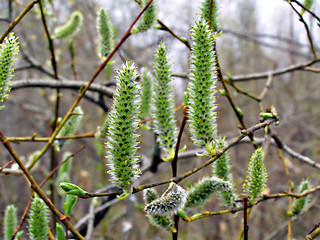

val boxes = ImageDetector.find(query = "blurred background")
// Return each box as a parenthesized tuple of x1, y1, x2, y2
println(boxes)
(1, 0, 320, 239)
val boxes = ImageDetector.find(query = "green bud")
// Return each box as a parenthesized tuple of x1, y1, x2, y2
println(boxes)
(219, 89, 226, 96)
(236, 107, 243, 118)
(59, 182, 87, 197)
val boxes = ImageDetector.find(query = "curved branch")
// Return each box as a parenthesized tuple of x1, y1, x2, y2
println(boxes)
(10, 79, 115, 97)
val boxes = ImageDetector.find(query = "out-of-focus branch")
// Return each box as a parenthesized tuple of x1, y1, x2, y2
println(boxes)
(10, 79, 115, 97)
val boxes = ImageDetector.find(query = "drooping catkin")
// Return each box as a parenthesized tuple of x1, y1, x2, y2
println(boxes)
(54, 11, 83, 39)
(144, 182, 186, 216)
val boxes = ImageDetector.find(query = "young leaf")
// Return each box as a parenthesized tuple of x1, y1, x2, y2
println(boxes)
(59, 182, 87, 197)
(152, 41, 178, 161)
(187, 16, 218, 156)
(105, 61, 141, 196)
(243, 148, 268, 201)
(64, 194, 78, 216)
(0, 32, 19, 110)
(56, 223, 65, 240)
(144, 182, 186, 216)
(28, 196, 50, 240)
(54, 10, 83, 39)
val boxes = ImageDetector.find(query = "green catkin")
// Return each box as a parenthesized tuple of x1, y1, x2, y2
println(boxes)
(187, 16, 218, 156)
(140, 67, 153, 121)
(152, 41, 178, 161)
(244, 148, 268, 201)
(54, 10, 83, 39)
(185, 176, 233, 209)
(55, 106, 83, 150)
(28, 196, 50, 240)
(144, 182, 186, 216)
(96, 9, 114, 60)
(132, 0, 156, 33)
(0, 32, 19, 110)
(291, 179, 311, 216)
(143, 189, 173, 229)
(3, 205, 18, 240)
(201, 0, 220, 31)
(106, 62, 141, 197)
(213, 137, 239, 207)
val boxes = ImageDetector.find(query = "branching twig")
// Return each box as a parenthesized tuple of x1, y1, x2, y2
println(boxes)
(26, 0, 154, 170)
(0, 131, 85, 240)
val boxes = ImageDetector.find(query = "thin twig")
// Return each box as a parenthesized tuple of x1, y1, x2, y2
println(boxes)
(0, 0, 38, 43)
(0, 131, 85, 240)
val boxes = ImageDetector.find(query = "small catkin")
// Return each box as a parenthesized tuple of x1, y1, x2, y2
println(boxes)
(152, 41, 178, 161)
(144, 183, 186, 216)
(54, 11, 83, 39)
(0, 32, 19, 110)
(244, 148, 268, 201)
(28, 196, 50, 240)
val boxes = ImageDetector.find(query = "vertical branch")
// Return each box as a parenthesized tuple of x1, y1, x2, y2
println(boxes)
(38, 0, 61, 229)
(171, 106, 187, 240)
(288, 1, 317, 58)
(171, 106, 188, 178)
(277, 148, 293, 239)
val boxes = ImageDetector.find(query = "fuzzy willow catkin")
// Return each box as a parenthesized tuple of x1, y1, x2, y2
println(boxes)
(143, 188, 173, 230)
(244, 148, 268, 201)
(54, 10, 83, 39)
(144, 182, 186, 217)
(201, 0, 220, 31)
(291, 179, 311, 216)
(132, 0, 156, 33)
(212, 137, 239, 206)
(96, 9, 114, 60)
(185, 176, 232, 209)
(140, 67, 153, 121)
(3, 205, 18, 240)
(0, 32, 19, 110)
(152, 41, 178, 161)
(28, 196, 50, 240)
(187, 16, 217, 156)
(106, 61, 141, 198)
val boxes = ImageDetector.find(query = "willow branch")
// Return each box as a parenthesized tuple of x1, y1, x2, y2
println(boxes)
(182, 185, 320, 222)
(0, 0, 38, 43)
(7, 132, 95, 142)
(0, 131, 85, 240)
(10, 79, 115, 97)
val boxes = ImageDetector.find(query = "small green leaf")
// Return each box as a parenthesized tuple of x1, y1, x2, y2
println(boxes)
(63, 194, 77, 216)
(56, 223, 65, 240)
(59, 182, 87, 197)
